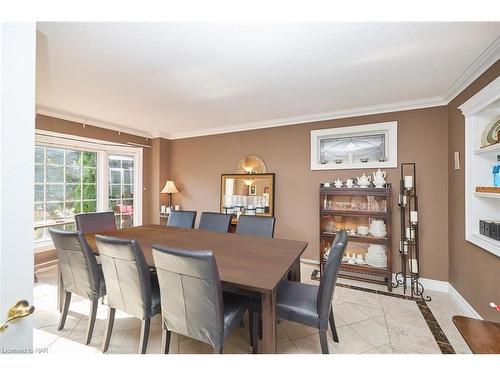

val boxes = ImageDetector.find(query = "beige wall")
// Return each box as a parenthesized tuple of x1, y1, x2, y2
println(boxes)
(170, 106, 450, 281)
(448, 61, 500, 322)
(150, 137, 171, 224)
(35, 114, 156, 225)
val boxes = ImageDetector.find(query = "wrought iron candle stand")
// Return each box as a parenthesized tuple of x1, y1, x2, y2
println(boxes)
(393, 162, 431, 301)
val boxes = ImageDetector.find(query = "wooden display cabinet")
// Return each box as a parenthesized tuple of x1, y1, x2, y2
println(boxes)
(318, 184, 393, 291)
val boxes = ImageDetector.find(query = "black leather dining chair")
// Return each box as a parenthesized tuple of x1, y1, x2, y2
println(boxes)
(151, 245, 259, 354)
(235, 215, 276, 238)
(198, 212, 232, 233)
(275, 230, 347, 354)
(75, 212, 116, 234)
(49, 229, 106, 345)
(95, 235, 161, 354)
(166, 210, 197, 229)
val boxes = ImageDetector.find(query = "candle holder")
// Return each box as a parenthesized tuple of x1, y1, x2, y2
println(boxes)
(392, 162, 431, 301)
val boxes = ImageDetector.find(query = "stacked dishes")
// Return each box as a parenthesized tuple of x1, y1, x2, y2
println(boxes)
(365, 244, 387, 268)
(369, 219, 387, 238)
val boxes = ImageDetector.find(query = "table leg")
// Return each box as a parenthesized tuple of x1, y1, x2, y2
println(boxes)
(260, 290, 277, 354)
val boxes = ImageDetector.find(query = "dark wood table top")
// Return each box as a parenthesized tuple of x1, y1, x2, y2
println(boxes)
(452, 315, 500, 354)
(85, 224, 308, 294)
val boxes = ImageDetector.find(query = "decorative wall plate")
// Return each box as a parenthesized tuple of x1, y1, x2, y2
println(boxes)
(481, 115, 500, 147)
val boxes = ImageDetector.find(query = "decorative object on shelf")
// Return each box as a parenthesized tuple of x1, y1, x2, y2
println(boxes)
(161, 180, 179, 209)
(393, 162, 431, 301)
(480, 115, 500, 148)
(317, 184, 393, 291)
(237, 154, 267, 174)
(480, 220, 500, 241)
(493, 155, 500, 187)
(334, 179, 343, 188)
(310, 121, 398, 170)
(356, 173, 371, 188)
(476, 186, 500, 194)
(372, 169, 387, 188)
(346, 178, 354, 188)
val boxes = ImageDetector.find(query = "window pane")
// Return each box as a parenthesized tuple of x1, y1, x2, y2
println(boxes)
(35, 165, 44, 183)
(82, 200, 96, 213)
(82, 184, 97, 200)
(109, 199, 119, 213)
(123, 185, 133, 199)
(121, 200, 134, 214)
(82, 167, 96, 183)
(65, 150, 81, 166)
(65, 184, 81, 201)
(124, 170, 134, 184)
(109, 185, 121, 199)
(82, 152, 96, 167)
(34, 203, 44, 222)
(320, 133, 386, 164)
(46, 184, 64, 202)
(35, 147, 44, 163)
(109, 159, 120, 168)
(109, 170, 121, 184)
(65, 201, 81, 216)
(46, 202, 64, 220)
(35, 184, 44, 202)
(121, 214, 133, 228)
(46, 148, 64, 165)
(122, 159, 134, 169)
(65, 166, 81, 183)
(46, 165, 64, 183)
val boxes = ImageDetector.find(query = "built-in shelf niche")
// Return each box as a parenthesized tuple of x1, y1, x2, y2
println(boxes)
(460, 76, 500, 257)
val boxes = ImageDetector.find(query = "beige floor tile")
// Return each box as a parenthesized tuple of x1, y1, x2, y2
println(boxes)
(376, 343, 421, 354)
(280, 320, 318, 340)
(277, 341, 300, 354)
(387, 325, 441, 354)
(349, 318, 390, 347)
(333, 302, 370, 325)
(179, 338, 215, 354)
(338, 288, 383, 309)
(331, 325, 374, 354)
(293, 333, 339, 354)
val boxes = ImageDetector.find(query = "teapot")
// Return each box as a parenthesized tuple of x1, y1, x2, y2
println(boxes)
(372, 169, 386, 188)
(356, 173, 371, 188)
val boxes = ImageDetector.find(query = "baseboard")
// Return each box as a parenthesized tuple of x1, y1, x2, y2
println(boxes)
(300, 258, 482, 318)
(448, 284, 483, 319)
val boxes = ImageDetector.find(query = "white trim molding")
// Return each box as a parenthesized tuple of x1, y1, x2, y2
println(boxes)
(448, 284, 483, 320)
(442, 36, 500, 104)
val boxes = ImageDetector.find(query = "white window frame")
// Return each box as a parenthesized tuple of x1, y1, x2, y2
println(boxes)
(310, 121, 398, 170)
(34, 130, 143, 251)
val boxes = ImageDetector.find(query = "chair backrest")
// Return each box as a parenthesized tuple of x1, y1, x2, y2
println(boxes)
(317, 230, 348, 330)
(152, 245, 224, 349)
(235, 215, 276, 238)
(49, 229, 103, 300)
(95, 235, 152, 320)
(167, 210, 197, 229)
(75, 212, 116, 234)
(198, 212, 232, 233)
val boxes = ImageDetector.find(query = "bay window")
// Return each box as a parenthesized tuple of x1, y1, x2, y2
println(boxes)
(34, 132, 143, 248)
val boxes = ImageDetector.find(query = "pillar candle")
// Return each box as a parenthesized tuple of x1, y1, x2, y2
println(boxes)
(404, 175, 413, 189)
(410, 211, 418, 223)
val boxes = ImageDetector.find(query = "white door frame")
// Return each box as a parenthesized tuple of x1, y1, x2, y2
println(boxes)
(0, 23, 36, 352)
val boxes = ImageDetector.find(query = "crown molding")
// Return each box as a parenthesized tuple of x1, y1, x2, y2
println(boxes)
(459, 75, 500, 116)
(441, 36, 500, 104)
(36, 106, 154, 139)
(168, 96, 445, 139)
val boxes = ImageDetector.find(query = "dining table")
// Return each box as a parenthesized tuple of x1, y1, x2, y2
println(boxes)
(58, 224, 308, 354)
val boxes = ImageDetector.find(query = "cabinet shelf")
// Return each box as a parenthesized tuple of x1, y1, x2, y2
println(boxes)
(321, 209, 389, 218)
(319, 184, 393, 291)
(321, 232, 388, 245)
(474, 192, 500, 198)
(474, 142, 500, 155)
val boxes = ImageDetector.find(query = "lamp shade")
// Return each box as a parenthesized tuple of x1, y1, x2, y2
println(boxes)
(161, 180, 179, 194)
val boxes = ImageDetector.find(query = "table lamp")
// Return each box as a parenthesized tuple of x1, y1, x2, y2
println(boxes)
(161, 180, 179, 209)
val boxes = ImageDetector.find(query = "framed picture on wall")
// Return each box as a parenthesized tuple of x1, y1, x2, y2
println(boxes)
(249, 185, 257, 195)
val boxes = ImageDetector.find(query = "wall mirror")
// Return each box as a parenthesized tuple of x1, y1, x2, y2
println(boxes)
(236, 154, 267, 174)
(220, 173, 275, 218)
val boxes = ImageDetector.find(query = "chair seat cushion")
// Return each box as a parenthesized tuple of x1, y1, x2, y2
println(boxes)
(276, 281, 319, 328)
(222, 292, 249, 337)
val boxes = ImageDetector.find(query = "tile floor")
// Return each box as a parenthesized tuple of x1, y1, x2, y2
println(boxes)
(32, 263, 472, 354)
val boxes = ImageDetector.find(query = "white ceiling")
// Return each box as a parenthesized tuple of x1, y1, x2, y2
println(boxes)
(36, 22, 500, 139)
